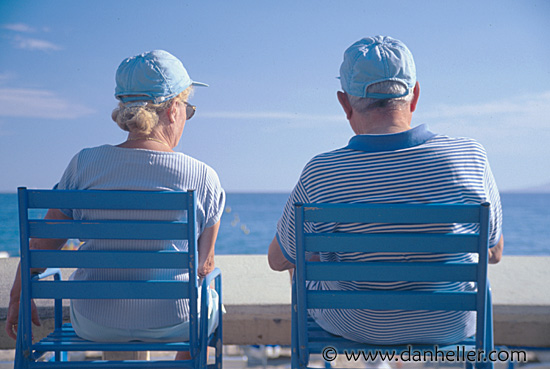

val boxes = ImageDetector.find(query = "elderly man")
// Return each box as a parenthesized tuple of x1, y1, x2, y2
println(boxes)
(268, 35, 503, 345)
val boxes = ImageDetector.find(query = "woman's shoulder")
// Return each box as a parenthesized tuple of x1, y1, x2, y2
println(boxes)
(172, 153, 223, 189)
(62, 145, 111, 164)
(167, 151, 213, 171)
(74, 144, 118, 156)
(179, 154, 221, 184)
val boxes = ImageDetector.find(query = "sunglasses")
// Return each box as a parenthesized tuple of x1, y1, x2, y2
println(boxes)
(184, 102, 196, 120)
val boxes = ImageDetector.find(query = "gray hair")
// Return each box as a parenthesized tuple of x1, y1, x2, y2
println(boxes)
(347, 81, 413, 114)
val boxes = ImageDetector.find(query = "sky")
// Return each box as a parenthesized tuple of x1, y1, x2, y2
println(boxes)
(0, 0, 549, 193)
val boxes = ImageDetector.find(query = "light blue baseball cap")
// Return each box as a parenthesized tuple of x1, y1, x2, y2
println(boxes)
(115, 50, 208, 104)
(339, 36, 416, 99)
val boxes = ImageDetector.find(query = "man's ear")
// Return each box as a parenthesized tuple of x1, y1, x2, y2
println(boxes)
(410, 82, 420, 113)
(337, 91, 353, 120)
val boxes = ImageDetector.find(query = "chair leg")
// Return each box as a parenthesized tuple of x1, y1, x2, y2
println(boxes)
(14, 349, 28, 369)
(200, 346, 210, 369)
(215, 340, 223, 369)
(14, 323, 30, 369)
(484, 289, 494, 369)
(14, 355, 27, 369)
(291, 278, 300, 369)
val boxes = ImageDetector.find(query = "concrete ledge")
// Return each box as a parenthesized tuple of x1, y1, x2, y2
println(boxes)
(1, 255, 549, 348)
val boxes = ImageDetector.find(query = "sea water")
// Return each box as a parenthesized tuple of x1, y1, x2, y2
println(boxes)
(0, 192, 548, 257)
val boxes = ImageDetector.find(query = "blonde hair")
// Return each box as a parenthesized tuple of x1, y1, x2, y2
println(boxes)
(111, 87, 193, 135)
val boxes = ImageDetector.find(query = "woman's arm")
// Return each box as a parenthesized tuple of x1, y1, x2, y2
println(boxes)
(197, 220, 221, 278)
(5, 209, 71, 340)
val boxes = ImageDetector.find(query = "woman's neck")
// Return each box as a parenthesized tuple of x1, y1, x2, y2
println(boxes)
(117, 133, 174, 152)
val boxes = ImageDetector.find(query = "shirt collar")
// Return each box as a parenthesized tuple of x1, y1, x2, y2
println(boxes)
(345, 124, 436, 153)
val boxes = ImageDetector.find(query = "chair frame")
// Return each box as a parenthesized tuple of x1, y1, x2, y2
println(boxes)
(291, 202, 493, 369)
(15, 187, 223, 369)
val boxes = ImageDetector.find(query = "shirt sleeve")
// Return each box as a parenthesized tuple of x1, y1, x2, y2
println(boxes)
(275, 178, 311, 264)
(53, 152, 80, 218)
(202, 166, 225, 232)
(484, 160, 503, 248)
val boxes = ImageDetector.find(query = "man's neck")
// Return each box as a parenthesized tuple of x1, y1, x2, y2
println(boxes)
(352, 112, 412, 135)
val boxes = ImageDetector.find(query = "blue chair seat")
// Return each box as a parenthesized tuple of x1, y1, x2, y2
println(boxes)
(33, 323, 196, 352)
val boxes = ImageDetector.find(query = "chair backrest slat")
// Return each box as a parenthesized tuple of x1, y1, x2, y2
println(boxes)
(32, 281, 190, 299)
(304, 233, 479, 253)
(26, 189, 190, 210)
(302, 203, 480, 224)
(29, 250, 189, 269)
(28, 219, 189, 240)
(306, 261, 478, 282)
(306, 290, 477, 311)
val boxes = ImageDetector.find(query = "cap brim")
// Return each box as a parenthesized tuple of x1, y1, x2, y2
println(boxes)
(191, 81, 209, 87)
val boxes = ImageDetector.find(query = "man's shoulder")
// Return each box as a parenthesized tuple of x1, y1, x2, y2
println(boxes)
(427, 134, 487, 154)
(429, 133, 484, 146)
(304, 147, 354, 167)
(298, 146, 362, 182)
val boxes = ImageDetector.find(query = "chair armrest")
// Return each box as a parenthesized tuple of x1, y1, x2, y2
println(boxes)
(30, 268, 64, 330)
(199, 267, 222, 350)
(200, 267, 222, 314)
(201, 267, 221, 289)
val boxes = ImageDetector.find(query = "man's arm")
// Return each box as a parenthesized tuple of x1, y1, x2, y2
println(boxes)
(268, 236, 295, 271)
(488, 234, 504, 264)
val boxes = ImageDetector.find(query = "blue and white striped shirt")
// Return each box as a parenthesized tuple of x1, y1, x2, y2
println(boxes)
(276, 124, 502, 344)
(55, 145, 225, 330)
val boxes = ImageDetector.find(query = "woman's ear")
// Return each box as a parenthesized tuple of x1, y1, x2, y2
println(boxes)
(167, 100, 179, 124)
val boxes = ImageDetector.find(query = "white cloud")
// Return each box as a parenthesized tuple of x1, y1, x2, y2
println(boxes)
(417, 91, 550, 124)
(201, 110, 342, 122)
(0, 88, 95, 119)
(12, 35, 62, 51)
(2, 23, 36, 33)
(2, 23, 61, 51)
(203, 91, 550, 128)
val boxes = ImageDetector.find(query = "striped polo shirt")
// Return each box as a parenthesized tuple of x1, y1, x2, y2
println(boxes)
(276, 124, 502, 345)
(55, 145, 225, 330)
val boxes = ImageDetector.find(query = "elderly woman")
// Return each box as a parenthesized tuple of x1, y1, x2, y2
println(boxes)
(6, 50, 225, 358)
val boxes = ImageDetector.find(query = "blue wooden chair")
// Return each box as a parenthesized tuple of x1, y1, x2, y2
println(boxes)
(291, 202, 494, 369)
(15, 187, 223, 369)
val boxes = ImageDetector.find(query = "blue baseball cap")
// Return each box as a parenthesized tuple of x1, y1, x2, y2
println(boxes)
(115, 50, 208, 104)
(339, 36, 416, 99)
